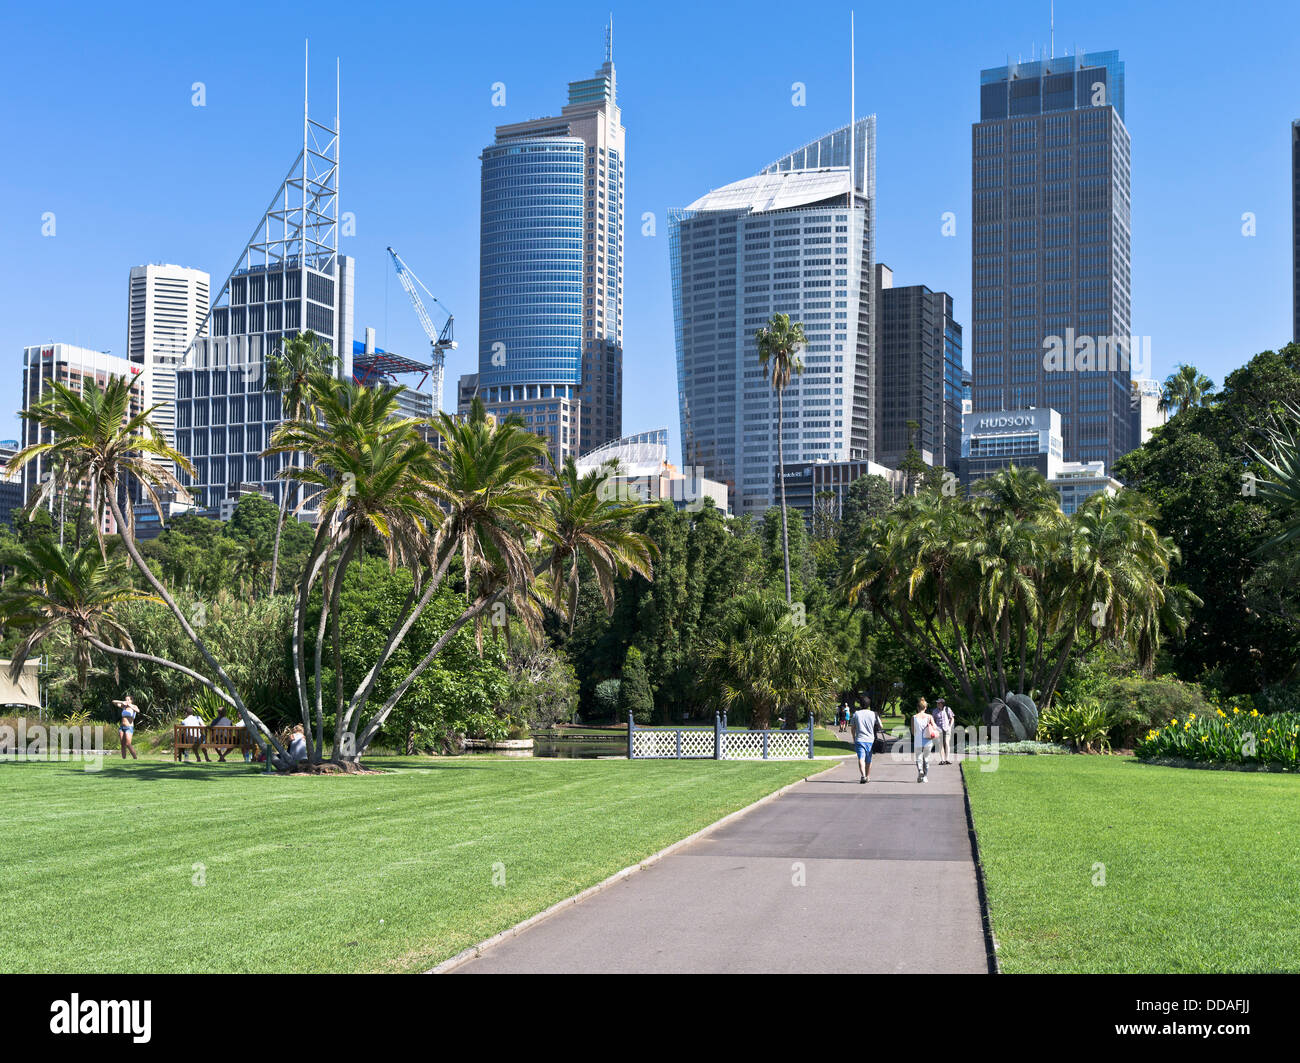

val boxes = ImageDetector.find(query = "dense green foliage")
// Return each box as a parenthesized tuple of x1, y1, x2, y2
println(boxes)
(1136, 706, 1300, 769)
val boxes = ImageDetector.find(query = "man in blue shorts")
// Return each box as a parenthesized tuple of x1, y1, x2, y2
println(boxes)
(849, 700, 882, 784)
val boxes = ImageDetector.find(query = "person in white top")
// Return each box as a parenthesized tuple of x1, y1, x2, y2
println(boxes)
(912, 698, 937, 783)
(180, 711, 210, 763)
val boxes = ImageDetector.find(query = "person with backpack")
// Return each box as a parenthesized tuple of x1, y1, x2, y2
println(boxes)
(913, 698, 937, 783)
(849, 699, 883, 784)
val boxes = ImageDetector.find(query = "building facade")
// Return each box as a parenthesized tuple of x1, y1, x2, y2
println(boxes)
(971, 50, 1134, 472)
(575, 428, 728, 514)
(127, 264, 210, 461)
(960, 407, 1062, 483)
(21, 344, 143, 527)
(471, 35, 624, 461)
(875, 263, 963, 471)
(671, 117, 877, 518)
(778, 457, 902, 526)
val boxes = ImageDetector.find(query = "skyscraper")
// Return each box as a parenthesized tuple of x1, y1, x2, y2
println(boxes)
(971, 50, 1134, 471)
(174, 74, 352, 512)
(671, 118, 876, 518)
(875, 264, 963, 471)
(127, 263, 210, 462)
(468, 25, 625, 461)
(1292, 119, 1300, 342)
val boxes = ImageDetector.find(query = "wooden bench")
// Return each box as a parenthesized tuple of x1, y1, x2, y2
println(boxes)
(173, 724, 254, 762)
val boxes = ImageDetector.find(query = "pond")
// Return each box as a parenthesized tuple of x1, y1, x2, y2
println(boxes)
(531, 732, 626, 759)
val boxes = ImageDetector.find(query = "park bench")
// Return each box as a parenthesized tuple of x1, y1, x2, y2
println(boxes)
(173, 724, 253, 762)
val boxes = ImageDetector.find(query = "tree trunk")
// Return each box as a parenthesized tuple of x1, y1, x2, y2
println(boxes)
(269, 482, 288, 597)
(776, 388, 792, 605)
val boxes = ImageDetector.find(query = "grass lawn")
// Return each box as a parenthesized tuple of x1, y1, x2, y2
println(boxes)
(0, 755, 830, 973)
(964, 755, 1300, 972)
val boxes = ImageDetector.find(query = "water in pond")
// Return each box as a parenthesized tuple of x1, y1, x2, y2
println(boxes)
(532, 733, 625, 759)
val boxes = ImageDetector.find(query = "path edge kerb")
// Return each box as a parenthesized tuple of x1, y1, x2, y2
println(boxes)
(427, 760, 845, 974)
(960, 758, 1002, 974)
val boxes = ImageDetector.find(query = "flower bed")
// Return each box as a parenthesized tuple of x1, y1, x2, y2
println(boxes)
(1135, 707, 1300, 770)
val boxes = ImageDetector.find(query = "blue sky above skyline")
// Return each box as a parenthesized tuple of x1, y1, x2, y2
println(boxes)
(2, 0, 1297, 462)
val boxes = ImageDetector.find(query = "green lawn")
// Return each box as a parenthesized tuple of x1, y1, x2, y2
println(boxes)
(964, 755, 1300, 972)
(0, 755, 829, 973)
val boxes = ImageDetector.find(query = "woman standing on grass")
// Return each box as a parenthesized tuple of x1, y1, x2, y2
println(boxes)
(912, 698, 936, 783)
(113, 695, 139, 761)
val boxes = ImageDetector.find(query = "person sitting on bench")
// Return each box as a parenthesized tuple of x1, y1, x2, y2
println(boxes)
(180, 711, 210, 762)
(212, 711, 236, 761)
(273, 724, 310, 771)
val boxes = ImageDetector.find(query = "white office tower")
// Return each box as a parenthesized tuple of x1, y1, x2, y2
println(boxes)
(127, 264, 210, 458)
(670, 118, 876, 517)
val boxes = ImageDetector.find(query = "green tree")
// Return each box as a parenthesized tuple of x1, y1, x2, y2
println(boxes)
(619, 645, 654, 724)
(755, 313, 806, 604)
(1158, 363, 1216, 417)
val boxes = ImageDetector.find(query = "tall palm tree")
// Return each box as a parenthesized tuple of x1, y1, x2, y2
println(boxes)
(9, 374, 286, 759)
(265, 373, 441, 760)
(264, 331, 336, 596)
(1158, 364, 1215, 417)
(756, 313, 806, 605)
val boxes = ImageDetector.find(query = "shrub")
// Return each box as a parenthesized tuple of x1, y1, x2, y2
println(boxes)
(618, 647, 654, 725)
(1136, 708, 1300, 769)
(1039, 698, 1114, 753)
(593, 679, 622, 721)
(1097, 675, 1215, 747)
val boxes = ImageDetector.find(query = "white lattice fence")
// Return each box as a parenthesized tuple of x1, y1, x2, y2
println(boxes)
(721, 729, 812, 760)
(631, 729, 715, 759)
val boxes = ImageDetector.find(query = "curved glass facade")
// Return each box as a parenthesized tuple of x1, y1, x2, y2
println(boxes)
(478, 136, 585, 388)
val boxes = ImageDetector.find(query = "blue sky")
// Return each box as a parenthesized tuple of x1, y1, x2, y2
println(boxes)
(2, 0, 1298, 461)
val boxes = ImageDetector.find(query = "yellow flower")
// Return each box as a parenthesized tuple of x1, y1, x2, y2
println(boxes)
(1233, 707, 1241, 714)
(1171, 719, 1178, 726)
(1200, 736, 1208, 743)
(1189, 713, 1196, 720)
(1217, 709, 1226, 718)
(1250, 709, 1259, 717)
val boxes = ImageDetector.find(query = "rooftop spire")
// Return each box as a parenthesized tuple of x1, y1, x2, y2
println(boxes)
(605, 13, 614, 64)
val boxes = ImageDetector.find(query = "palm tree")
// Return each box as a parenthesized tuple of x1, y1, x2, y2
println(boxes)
(265, 373, 441, 760)
(1158, 364, 1215, 417)
(9, 374, 286, 759)
(546, 456, 656, 634)
(755, 313, 806, 605)
(264, 331, 336, 596)
(706, 590, 838, 729)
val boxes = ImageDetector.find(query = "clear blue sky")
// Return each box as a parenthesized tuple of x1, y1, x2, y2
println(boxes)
(2, 0, 1297, 462)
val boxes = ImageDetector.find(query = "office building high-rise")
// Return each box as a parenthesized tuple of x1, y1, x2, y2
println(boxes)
(671, 117, 876, 518)
(468, 24, 625, 461)
(174, 82, 352, 513)
(20, 343, 144, 529)
(1292, 119, 1300, 342)
(971, 49, 1134, 471)
(875, 263, 963, 471)
(127, 263, 210, 462)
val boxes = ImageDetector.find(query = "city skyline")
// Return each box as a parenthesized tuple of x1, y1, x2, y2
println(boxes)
(3, 0, 1298, 466)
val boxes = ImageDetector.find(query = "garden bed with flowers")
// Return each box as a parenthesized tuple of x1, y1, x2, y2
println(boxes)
(1135, 706, 1299, 770)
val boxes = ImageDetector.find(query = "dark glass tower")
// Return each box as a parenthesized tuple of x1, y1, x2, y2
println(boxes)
(971, 50, 1134, 471)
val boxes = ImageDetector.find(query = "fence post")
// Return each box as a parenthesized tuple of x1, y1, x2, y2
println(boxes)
(762, 729, 769, 760)
(808, 712, 815, 759)
(675, 727, 682, 759)
(714, 712, 722, 761)
(627, 711, 634, 760)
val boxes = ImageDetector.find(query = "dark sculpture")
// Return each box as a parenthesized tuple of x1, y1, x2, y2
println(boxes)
(984, 692, 1039, 741)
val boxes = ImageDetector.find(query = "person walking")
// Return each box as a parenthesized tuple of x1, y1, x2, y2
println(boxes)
(934, 698, 955, 764)
(912, 698, 937, 783)
(113, 695, 139, 761)
(849, 700, 883, 784)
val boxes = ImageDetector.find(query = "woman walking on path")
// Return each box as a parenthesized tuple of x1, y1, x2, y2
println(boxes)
(912, 698, 937, 783)
(934, 698, 955, 764)
(113, 695, 139, 761)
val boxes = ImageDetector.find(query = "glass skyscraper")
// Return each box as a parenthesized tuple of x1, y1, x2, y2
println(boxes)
(671, 118, 876, 518)
(466, 35, 624, 462)
(971, 50, 1134, 471)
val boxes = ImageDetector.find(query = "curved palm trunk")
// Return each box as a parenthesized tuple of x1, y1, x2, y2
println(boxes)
(268, 490, 287, 597)
(104, 494, 286, 759)
(776, 388, 792, 605)
(87, 638, 237, 708)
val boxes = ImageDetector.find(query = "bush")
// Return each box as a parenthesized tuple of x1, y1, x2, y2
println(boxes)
(618, 647, 654, 725)
(1039, 698, 1114, 753)
(1096, 675, 1216, 748)
(593, 679, 622, 721)
(1136, 708, 1300, 769)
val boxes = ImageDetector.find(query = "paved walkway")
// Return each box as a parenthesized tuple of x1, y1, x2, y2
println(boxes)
(454, 752, 991, 974)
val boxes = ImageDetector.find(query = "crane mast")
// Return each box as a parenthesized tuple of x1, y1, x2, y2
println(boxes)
(386, 246, 456, 412)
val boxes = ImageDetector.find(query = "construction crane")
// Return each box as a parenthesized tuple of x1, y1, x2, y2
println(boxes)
(386, 246, 456, 412)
